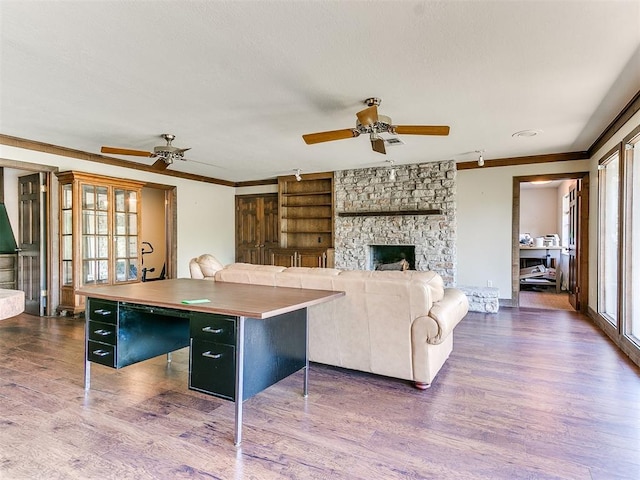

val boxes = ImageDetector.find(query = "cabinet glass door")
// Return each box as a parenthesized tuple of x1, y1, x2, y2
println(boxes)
(81, 185, 109, 285)
(61, 183, 73, 286)
(114, 188, 138, 282)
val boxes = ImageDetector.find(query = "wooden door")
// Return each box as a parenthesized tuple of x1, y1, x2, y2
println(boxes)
(235, 194, 279, 265)
(270, 249, 297, 267)
(297, 249, 327, 268)
(567, 182, 580, 310)
(18, 173, 47, 316)
(261, 194, 280, 260)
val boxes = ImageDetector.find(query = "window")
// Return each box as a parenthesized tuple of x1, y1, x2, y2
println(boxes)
(597, 150, 620, 324)
(624, 135, 640, 346)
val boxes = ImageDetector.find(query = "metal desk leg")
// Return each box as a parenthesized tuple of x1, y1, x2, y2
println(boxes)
(84, 323, 91, 390)
(303, 308, 309, 397)
(234, 316, 246, 446)
(167, 352, 172, 364)
(84, 359, 91, 390)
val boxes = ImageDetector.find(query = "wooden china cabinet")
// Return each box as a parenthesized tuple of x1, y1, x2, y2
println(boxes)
(56, 171, 144, 314)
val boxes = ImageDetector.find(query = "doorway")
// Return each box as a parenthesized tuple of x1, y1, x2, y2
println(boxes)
(1, 158, 178, 316)
(1, 162, 56, 316)
(512, 172, 589, 311)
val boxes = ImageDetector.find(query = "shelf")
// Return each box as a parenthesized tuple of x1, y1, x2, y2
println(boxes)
(338, 209, 442, 217)
(282, 230, 333, 234)
(281, 191, 332, 197)
(282, 216, 333, 220)
(281, 203, 332, 207)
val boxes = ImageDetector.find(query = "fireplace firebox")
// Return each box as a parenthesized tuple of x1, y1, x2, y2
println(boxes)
(369, 245, 415, 270)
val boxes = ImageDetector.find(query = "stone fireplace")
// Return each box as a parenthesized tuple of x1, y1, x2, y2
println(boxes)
(333, 160, 457, 286)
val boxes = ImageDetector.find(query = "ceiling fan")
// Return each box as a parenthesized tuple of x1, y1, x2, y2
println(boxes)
(101, 134, 191, 171)
(302, 98, 450, 154)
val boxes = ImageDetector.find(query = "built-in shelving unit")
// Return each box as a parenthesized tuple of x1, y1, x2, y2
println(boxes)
(275, 172, 334, 267)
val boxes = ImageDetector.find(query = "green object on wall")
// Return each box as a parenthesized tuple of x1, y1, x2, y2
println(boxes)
(0, 203, 18, 253)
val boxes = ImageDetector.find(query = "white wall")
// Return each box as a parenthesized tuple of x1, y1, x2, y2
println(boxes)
(520, 187, 559, 239)
(0, 144, 236, 280)
(141, 187, 167, 276)
(456, 159, 590, 300)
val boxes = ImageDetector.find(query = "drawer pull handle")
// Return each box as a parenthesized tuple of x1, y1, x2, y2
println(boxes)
(202, 326, 224, 334)
(94, 309, 112, 316)
(94, 329, 112, 336)
(202, 351, 222, 359)
(92, 349, 110, 357)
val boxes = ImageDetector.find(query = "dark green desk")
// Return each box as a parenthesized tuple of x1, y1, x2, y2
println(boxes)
(78, 278, 344, 445)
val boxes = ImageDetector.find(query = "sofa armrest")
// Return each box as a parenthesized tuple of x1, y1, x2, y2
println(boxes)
(189, 258, 204, 279)
(412, 288, 469, 345)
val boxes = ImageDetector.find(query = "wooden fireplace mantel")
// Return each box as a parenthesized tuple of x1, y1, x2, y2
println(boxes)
(337, 209, 442, 217)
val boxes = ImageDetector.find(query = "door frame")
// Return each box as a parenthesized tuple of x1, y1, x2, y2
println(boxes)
(511, 171, 590, 310)
(1, 158, 56, 316)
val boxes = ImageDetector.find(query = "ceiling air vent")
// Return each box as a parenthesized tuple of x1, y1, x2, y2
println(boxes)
(384, 137, 405, 146)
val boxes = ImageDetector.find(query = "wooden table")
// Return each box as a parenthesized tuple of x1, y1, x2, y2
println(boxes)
(77, 278, 344, 445)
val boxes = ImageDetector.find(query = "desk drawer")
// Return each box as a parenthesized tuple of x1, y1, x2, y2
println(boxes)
(190, 313, 236, 344)
(87, 340, 115, 367)
(189, 339, 235, 400)
(87, 320, 117, 345)
(87, 299, 117, 324)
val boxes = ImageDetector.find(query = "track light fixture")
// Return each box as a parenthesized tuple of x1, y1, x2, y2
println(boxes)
(476, 150, 485, 167)
(386, 159, 396, 181)
(294, 168, 302, 181)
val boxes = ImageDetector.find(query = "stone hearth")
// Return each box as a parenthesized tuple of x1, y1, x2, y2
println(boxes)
(333, 160, 457, 286)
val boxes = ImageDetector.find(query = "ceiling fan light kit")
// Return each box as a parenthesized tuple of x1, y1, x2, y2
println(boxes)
(302, 97, 450, 155)
(101, 134, 191, 171)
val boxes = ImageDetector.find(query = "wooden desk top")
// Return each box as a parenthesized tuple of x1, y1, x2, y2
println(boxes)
(77, 278, 345, 319)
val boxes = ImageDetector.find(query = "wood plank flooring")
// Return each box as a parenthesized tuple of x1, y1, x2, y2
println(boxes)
(1, 308, 639, 479)
(519, 291, 574, 310)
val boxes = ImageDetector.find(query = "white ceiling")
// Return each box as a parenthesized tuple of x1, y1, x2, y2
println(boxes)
(1, 1, 639, 183)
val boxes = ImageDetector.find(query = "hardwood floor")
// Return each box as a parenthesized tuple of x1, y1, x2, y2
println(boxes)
(1, 308, 639, 479)
(519, 290, 574, 310)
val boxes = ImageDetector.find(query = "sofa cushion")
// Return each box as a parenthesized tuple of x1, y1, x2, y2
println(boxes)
(214, 263, 286, 286)
(190, 254, 224, 279)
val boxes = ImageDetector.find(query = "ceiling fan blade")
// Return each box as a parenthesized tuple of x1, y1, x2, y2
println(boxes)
(356, 105, 379, 126)
(101, 146, 154, 157)
(151, 159, 169, 171)
(393, 125, 450, 136)
(371, 137, 386, 154)
(302, 129, 358, 145)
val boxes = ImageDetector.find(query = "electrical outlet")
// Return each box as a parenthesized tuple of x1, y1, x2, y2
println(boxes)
(487, 280, 493, 287)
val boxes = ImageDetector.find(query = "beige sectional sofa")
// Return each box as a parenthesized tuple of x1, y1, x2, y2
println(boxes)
(189, 254, 469, 389)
